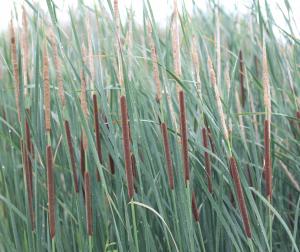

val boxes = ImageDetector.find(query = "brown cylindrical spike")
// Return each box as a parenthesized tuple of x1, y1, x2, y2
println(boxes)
(120, 95, 134, 199)
(161, 122, 174, 190)
(84, 171, 93, 235)
(64, 120, 79, 193)
(179, 91, 189, 185)
(46, 145, 55, 239)
(202, 128, 212, 193)
(229, 157, 252, 238)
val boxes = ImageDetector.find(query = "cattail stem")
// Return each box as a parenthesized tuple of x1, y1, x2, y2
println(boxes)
(161, 122, 174, 190)
(179, 91, 189, 185)
(191, 192, 200, 222)
(84, 171, 93, 235)
(120, 95, 134, 199)
(64, 120, 79, 193)
(93, 94, 102, 181)
(264, 120, 272, 199)
(229, 157, 252, 238)
(46, 145, 55, 239)
(202, 128, 212, 193)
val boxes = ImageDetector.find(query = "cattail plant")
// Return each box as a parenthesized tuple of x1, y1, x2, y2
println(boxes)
(264, 120, 272, 198)
(147, 22, 162, 102)
(92, 94, 102, 181)
(49, 30, 65, 106)
(80, 137, 86, 179)
(202, 127, 212, 193)
(46, 145, 55, 239)
(179, 91, 189, 185)
(25, 118, 33, 195)
(262, 40, 272, 200)
(84, 171, 93, 235)
(207, 53, 229, 141)
(22, 7, 29, 98)
(120, 95, 134, 199)
(21, 139, 34, 229)
(104, 116, 115, 174)
(191, 192, 200, 222)
(10, 18, 20, 121)
(43, 43, 51, 132)
(64, 120, 79, 193)
(238, 50, 246, 107)
(161, 122, 174, 190)
(229, 157, 252, 238)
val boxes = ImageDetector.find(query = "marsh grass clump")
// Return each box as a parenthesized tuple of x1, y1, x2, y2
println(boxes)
(0, 1, 299, 251)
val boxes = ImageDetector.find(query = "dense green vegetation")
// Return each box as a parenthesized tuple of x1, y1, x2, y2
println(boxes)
(0, 0, 299, 251)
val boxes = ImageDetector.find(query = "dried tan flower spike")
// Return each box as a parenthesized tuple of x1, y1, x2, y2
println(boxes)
(262, 40, 271, 122)
(43, 43, 51, 131)
(114, 0, 124, 86)
(191, 35, 201, 95)
(49, 30, 65, 106)
(207, 53, 229, 140)
(87, 17, 95, 95)
(80, 69, 88, 150)
(147, 22, 162, 102)
(10, 18, 21, 121)
(172, 0, 181, 93)
(22, 7, 29, 97)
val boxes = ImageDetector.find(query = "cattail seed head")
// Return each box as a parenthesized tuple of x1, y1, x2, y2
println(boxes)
(80, 136, 86, 179)
(179, 91, 189, 184)
(264, 120, 272, 199)
(84, 171, 93, 235)
(93, 94, 102, 181)
(238, 50, 246, 107)
(161, 122, 174, 190)
(229, 157, 252, 238)
(120, 95, 134, 199)
(202, 127, 212, 193)
(64, 120, 79, 193)
(22, 138, 35, 229)
(191, 192, 200, 222)
(43, 43, 51, 131)
(46, 145, 55, 239)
